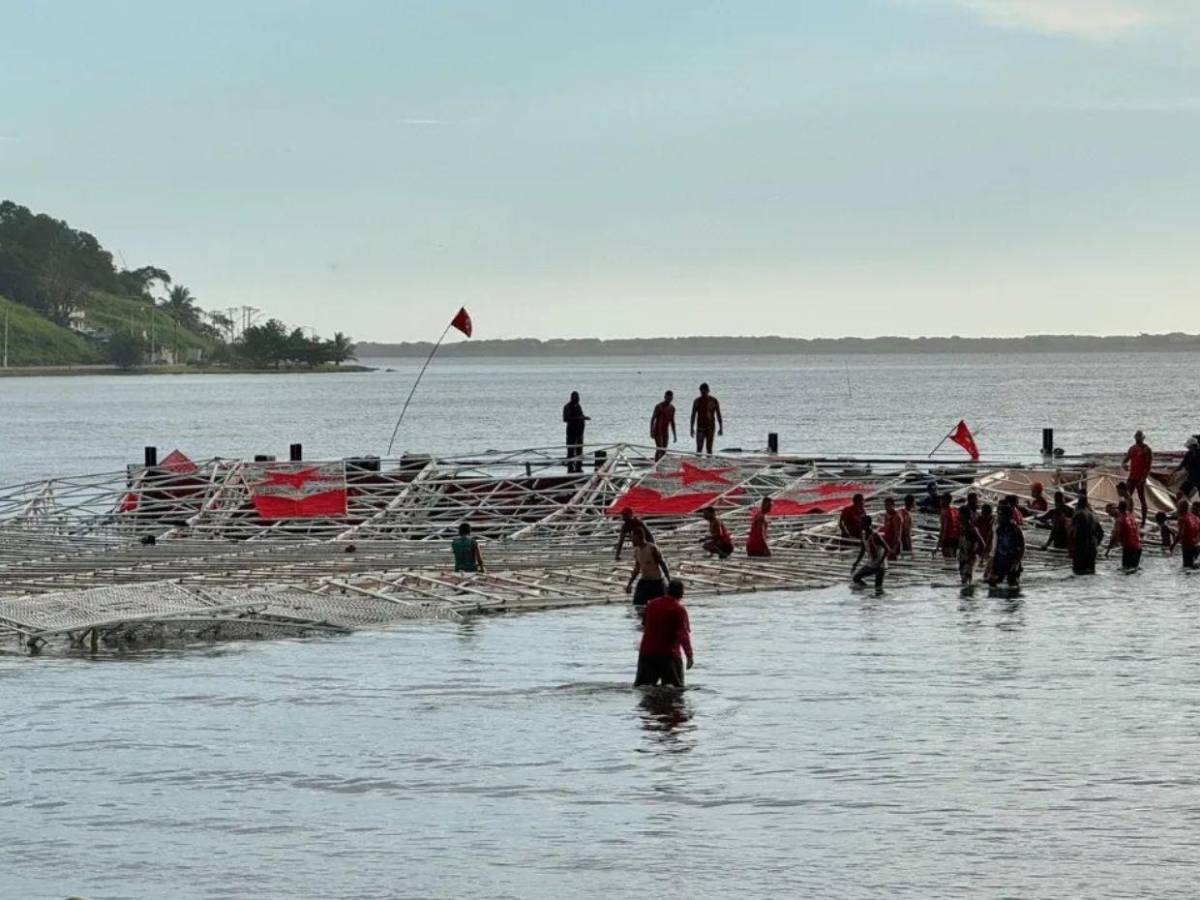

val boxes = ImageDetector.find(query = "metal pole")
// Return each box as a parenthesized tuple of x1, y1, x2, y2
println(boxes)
(3, 311, 8, 368)
(386, 324, 453, 455)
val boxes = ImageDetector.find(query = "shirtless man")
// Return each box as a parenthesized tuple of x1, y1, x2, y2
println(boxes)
(851, 514, 888, 593)
(881, 497, 903, 560)
(690, 383, 723, 455)
(700, 507, 735, 559)
(1123, 430, 1153, 526)
(625, 530, 671, 609)
(650, 391, 677, 461)
(900, 494, 916, 556)
(614, 508, 654, 561)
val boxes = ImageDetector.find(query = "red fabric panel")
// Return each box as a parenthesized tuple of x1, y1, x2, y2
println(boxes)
(252, 488, 348, 520)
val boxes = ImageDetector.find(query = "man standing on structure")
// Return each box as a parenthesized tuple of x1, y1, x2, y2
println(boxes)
(562, 390, 589, 474)
(689, 383, 723, 455)
(451, 522, 484, 573)
(625, 529, 670, 609)
(1122, 430, 1153, 527)
(650, 391, 677, 461)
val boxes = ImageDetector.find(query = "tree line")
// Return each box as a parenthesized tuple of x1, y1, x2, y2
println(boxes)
(0, 200, 355, 369)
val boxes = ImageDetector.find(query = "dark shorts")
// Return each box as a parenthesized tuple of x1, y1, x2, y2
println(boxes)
(901, 536, 913, 553)
(634, 654, 685, 687)
(941, 537, 959, 558)
(1184, 546, 1200, 569)
(1073, 551, 1097, 575)
(633, 577, 665, 607)
(704, 538, 734, 559)
(1122, 547, 1142, 570)
(991, 554, 1021, 586)
(852, 564, 885, 590)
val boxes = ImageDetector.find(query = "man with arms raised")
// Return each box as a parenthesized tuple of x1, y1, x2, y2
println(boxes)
(689, 383, 723, 455)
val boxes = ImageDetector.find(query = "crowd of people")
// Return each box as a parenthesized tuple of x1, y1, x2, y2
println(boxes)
(451, 420, 1200, 688)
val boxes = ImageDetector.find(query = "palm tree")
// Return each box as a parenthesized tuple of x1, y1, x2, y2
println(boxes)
(161, 285, 200, 330)
(326, 332, 356, 365)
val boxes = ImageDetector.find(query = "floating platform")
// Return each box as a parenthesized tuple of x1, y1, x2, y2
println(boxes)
(0, 444, 1180, 654)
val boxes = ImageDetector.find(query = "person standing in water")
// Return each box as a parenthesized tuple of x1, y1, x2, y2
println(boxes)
(1123, 431, 1153, 527)
(1176, 437, 1200, 498)
(650, 391, 677, 461)
(746, 497, 772, 557)
(614, 508, 654, 560)
(1174, 497, 1200, 569)
(1041, 491, 1072, 551)
(957, 493, 985, 585)
(1069, 495, 1104, 575)
(881, 497, 903, 560)
(634, 579, 694, 688)
(838, 494, 867, 542)
(851, 514, 888, 592)
(451, 522, 484, 573)
(562, 391, 590, 474)
(988, 504, 1025, 588)
(936, 494, 960, 559)
(900, 494, 916, 556)
(689, 383, 723, 455)
(1105, 499, 1142, 572)
(625, 530, 671, 609)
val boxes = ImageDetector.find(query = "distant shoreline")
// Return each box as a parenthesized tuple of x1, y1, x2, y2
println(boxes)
(356, 333, 1200, 358)
(0, 363, 374, 378)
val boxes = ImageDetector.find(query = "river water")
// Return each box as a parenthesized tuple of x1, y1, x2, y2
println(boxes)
(2, 354, 1200, 899)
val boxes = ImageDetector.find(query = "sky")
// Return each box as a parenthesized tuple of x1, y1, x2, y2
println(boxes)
(3, 0, 1199, 342)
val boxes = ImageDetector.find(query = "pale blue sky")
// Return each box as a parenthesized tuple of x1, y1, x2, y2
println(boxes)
(3, 1, 1198, 341)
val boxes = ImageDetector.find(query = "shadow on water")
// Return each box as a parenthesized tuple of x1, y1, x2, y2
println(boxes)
(636, 687, 694, 750)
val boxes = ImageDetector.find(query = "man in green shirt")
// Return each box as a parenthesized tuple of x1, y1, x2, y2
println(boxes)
(451, 522, 484, 573)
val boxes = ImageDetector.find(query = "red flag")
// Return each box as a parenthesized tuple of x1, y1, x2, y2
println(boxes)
(949, 420, 980, 461)
(450, 307, 472, 338)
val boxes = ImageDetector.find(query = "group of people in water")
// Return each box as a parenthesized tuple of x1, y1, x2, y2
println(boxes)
(455, 420, 1200, 688)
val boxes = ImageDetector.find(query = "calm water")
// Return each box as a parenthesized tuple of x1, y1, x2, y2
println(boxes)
(3, 353, 1200, 899)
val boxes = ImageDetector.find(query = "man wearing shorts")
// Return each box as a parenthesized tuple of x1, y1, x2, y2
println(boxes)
(689, 383, 723, 455)
(1176, 498, 1200, 569)
(625, 530, 670, 608)
(650, 391, 677, 461)
(634, 579, 693, 687)
(1105, 500, 1142, 572)
(989, 504, 1025, 588)
(1123, 431, 1153, 527)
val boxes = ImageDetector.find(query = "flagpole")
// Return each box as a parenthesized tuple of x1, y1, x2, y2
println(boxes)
(927, 431, 954, 458)
(386, 323, 453, 455)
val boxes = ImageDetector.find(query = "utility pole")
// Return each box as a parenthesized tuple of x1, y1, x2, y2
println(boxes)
(3, 311, 8, 368)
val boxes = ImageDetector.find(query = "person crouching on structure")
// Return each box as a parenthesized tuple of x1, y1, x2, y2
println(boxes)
(1105, 499, 1142, 572)
(988, 503, 1025, 588)
(700, 507, 735, 559)
(851, 514, 888, 592)
(451, 522, 484, 573)
(746, 497, 772, 557)
(634, 579, 693, 688)
(625, 529, 670, 609)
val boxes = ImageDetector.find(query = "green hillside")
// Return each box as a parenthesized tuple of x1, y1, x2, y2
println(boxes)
(0, 294, 100, 366)
(84, 292, 215, 356)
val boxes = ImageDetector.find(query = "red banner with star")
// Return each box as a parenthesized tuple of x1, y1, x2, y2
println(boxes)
(768, 482, 877, 517)
(608, 459, 744, 516)
(246, 462, 348, 520)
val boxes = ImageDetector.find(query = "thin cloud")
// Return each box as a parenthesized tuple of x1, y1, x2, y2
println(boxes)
(1049, 96, 1200, 111)
(0, 135, 18, 142)
(895, 0, 1157, 40)
(400, 118, 447, 126)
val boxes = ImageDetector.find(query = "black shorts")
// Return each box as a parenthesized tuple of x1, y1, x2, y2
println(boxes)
(1073, 551, 1097, 575)
(1122, 547, 1142, 570)
(1184, 546, 1200, 569)
(633, 577, 665, 607)
(941, 537, 959, 557)
(991, 554, 1021, 586)
(634, 654, 685, 687)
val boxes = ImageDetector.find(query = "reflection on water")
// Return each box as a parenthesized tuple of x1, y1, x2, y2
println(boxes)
(637, 687, 694, 749)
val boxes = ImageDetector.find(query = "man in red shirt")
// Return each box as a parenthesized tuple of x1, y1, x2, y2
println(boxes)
(634, 579, 694, 687)
(1123, 430, 1153, 527)
(881, 496, 902, 560)
(1177, 498, 1200, 570)
(937, 493, 960, 558)
(1105, 499, 1143, 572)
(746, 497, 772, 557)
(838, 494, 867, 542)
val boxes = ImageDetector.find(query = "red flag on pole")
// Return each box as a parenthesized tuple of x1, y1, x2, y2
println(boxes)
(450, 307, 472, 338)
(949, 420, 980, 461)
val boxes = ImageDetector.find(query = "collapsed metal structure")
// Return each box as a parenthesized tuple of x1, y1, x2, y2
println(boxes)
(0, 444, 1173, 654)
